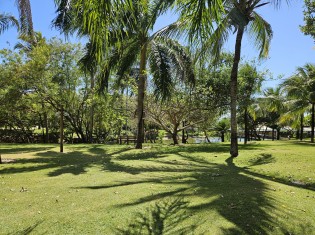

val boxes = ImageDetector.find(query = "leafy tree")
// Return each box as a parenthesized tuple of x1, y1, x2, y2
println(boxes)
(238, 62, 265, 144)
(146, 90, 209, 145)
(282, 63, 315, 142)
(300, 0, 315, 40)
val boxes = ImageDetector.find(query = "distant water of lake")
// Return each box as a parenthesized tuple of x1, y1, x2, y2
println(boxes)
(190, 137, 245, 143)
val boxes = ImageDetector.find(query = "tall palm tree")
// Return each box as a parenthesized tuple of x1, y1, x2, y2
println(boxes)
(282, 63, 315, 143)
(54, 0, 194, 149)
(105, 32, 195, 149)
(209, 0, 273, 157)
(1, 1, 34, 37)
(165, 0, 275, 157)
(0, 13, 19, 35)
(15, 0, 34, 38)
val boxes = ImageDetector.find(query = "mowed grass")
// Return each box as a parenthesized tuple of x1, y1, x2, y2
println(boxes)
(0, 141, 315, 234)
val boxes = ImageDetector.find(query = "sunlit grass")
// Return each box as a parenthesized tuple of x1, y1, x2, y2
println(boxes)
(0, 141, 314, 234)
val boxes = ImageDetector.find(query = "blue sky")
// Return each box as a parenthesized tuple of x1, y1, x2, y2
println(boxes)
(1, 0, 314, 88)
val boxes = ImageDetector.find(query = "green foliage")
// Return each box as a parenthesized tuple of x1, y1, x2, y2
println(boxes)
(0, 37, 127, 143)
(157, 129, 166, 143)
(300, 0, 315, 40)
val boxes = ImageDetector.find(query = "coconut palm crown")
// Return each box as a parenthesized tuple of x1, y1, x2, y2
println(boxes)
(282, 63, 315, 143)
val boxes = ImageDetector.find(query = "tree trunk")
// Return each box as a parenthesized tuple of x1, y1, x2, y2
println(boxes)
(230, 27, 244, 157)
(89, 72, 95, 143)
(221, 132, 225, 142)
(44, 111, 49, 143)
(311, 103, 314, 143)
(41, 102, 49, 143)
(135, 43, 147, 149)
(60, 106, 64, 153)
(182, 121, 185, 143)
(172, 133, 179, 145)
(296, 129, 300, 140)
(300, 114, 304, 141)
(277, 128, 280, 140)
(204, 131, 211, 143)
(244, 108, 248, 144)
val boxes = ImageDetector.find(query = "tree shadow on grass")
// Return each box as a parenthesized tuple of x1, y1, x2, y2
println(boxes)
(1, 143, 313, 233)
(81, 149, 313, 234)
(247, 153, 276, 166)
(0, 145, 133, 177)
(0, 145, 55, 154)
(116, 197, 198, 235)
(0, 151, 98, 176)
(8, 220, 43, 235)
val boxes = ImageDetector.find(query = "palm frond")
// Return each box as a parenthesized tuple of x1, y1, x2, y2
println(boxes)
(149, 0, 176, 26)
(78, 41, 98, 76)
(176, 0, 224, 44)
(53, 0, 77, 36)
(202, 14, 231, 63)
(248, 11, 273, 58)
(149, 41, 173, 100)
(0, 13, 19, 34)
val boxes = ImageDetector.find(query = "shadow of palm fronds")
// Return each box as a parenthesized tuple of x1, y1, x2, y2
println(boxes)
(248, 153, 276, 166)
(117, 197, 197, 235)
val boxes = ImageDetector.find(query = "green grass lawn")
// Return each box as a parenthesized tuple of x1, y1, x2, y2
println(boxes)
(0, 141, 315, 234)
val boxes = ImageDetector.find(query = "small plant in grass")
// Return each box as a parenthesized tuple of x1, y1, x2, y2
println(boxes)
(157, 130, 166, 144)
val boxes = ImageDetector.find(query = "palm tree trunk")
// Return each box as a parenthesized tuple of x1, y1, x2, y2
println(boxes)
(277, 128, 281, 140)
(272, 128, 275, 141)
(244, 108, 248, 144)
(135, 43, 147, 149)
(300, 114, 304, 141)
(89, 72, 95, 143)
(311, 103, 314, 143)
(60, 105, 64, 153)
(44, 111, 49, 143)
(230, 27, 244, 157)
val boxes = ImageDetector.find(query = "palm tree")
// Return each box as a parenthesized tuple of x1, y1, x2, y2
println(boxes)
(282, 63, 315, 143)
(261, 87, 285, 140)
(169, 0, 275, 157)
(0, 13, 19, 35)
(54, 0, 194, 149)
(214, 118, 230, 142)
(15, 0, 34, 37)
(105, 32, 194, 149)
(53, 0, 134, 60)
(210, 0, 273, 157)
(1, 1, 34, 39)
